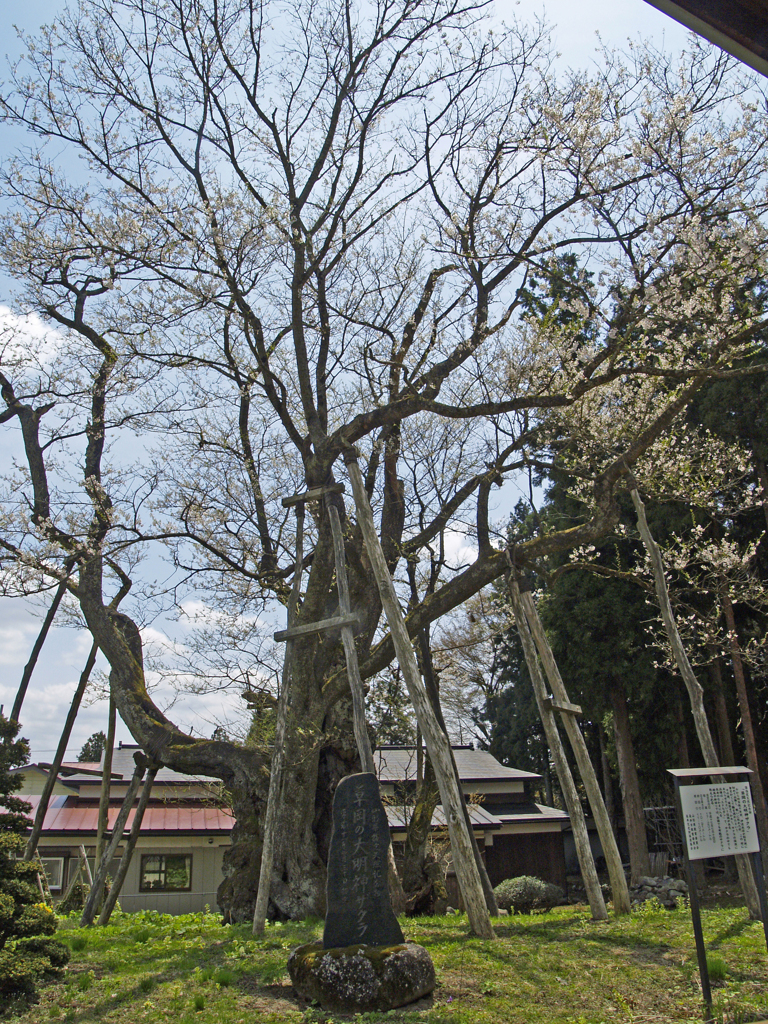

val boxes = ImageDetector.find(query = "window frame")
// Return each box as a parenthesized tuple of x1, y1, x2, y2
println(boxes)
(39, 856, 65, 891)
(139, 853, 193, 893)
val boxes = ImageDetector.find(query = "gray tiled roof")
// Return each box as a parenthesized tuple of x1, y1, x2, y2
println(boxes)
(385, 803, 502, 829)
(374, 746, 540, 784)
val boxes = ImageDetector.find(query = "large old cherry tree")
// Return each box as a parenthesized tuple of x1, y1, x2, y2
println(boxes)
(1, 0, 767, 922)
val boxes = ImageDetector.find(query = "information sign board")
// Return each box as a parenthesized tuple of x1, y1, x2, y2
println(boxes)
(678, 781, 759, 860)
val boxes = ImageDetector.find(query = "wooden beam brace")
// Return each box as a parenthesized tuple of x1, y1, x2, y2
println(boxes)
(274, 612, 359, 642)
(545, 696, 583, 716)
(281, 482, 345, 507)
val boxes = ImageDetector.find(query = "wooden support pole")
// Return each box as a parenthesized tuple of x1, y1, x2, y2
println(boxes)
(60, 858, 84, 906)
(508, 576, 608, 921)
(96, 695, 117, 870)
(326, 499, 406, 914)
(253, 505, 305, 936)
(517, 587, 631, 915)
(98, 766, 158, 925)
(80, 844, 94, 886)
(629, 482, 762, 920)
(80, 763, 145, 927)
(326, 502, 375, 775)
(24, 640, 99, 861)
(344, 449, 494, 939)
(10, 576, 69, 725)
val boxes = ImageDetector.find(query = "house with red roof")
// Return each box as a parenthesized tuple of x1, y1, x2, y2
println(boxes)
(16, 743, 568, 914)
(15, 743, 234, 914)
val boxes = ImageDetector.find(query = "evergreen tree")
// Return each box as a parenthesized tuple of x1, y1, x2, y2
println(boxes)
(368, 670, 417, 747)
(77, 731, 107, 764)
(0, 715, 69, 1002)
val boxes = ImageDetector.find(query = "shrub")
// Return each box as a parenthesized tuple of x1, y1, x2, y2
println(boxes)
(707, 955, 728, 984)
(0, 715, 69, 1001)
(493, 875, 564, 914)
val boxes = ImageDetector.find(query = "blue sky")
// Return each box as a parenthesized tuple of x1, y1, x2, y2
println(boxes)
(0, 0, 700, 761)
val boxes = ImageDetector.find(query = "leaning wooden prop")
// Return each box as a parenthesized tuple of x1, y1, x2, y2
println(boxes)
(288, 773, 435, 1012)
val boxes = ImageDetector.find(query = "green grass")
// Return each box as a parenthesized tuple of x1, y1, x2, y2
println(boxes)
(5, 902, 767, 1024)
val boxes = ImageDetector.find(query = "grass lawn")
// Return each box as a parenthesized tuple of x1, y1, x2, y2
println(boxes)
(5, 899, 768, 1024)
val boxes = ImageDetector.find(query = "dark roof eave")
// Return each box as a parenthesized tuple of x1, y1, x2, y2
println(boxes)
(643, 0, 768, 77)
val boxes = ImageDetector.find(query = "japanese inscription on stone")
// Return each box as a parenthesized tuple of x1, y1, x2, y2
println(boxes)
(679, 782, 759, 860)
(323, 772, 405, 949)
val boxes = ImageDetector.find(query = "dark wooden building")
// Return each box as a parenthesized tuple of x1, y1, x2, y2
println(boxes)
(375, 746, 569, 892)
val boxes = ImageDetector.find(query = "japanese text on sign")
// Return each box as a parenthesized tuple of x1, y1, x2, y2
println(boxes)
(679, 782, 759, 860)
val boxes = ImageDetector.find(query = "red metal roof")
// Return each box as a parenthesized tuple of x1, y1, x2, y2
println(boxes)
(23, 796, 234, 835)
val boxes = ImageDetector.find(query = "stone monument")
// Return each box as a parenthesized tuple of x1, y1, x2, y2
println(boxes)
(323, 771, 405, 949)
(288, 772, 435, 1013)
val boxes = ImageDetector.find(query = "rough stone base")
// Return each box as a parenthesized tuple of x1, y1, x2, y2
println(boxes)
(287, 941, 435, 1013)
(629, 875, 688, 909)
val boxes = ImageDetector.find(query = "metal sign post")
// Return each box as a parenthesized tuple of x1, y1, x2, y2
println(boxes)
(669, 766, 768, 1020)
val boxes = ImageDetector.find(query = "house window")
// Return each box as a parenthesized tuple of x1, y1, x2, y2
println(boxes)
(39, 857, 65, 891)
(139, 854, 192, 892)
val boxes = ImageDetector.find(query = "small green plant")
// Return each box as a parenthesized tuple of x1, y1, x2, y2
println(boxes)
(493, 875, 564, 914)
(214, 968, 233, 987)
(138, 975, 156, 993)
(707, 955, 728, 984)
(634, 896, 666, 916)
(76, 970, 95, 993)
(192, 993, 206, 1011)
(68, 935, 87, 952)
(133, 927, 152, 944)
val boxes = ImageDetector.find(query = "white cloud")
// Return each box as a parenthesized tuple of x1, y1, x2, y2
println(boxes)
(0, 305, 66, 368)
(442, 528, 478, 569)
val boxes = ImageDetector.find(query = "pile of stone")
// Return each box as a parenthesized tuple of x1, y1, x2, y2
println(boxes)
(629, 875, 688, 908)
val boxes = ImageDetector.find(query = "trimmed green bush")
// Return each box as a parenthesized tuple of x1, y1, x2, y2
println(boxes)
(0, 715, 69, 1002)
(493, 875, 564, 914)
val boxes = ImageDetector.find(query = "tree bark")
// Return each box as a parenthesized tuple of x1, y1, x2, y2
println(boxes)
(629, 482, 762, 919)
(675, 692, 691, 769)
(401, 754, 444, 913)
(507, 574, 608, 921)
(708, 656, 736, 767)
(609, 679, 651, 884)
(598, 725, 616, 836)
(720, 588, 768, 879)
